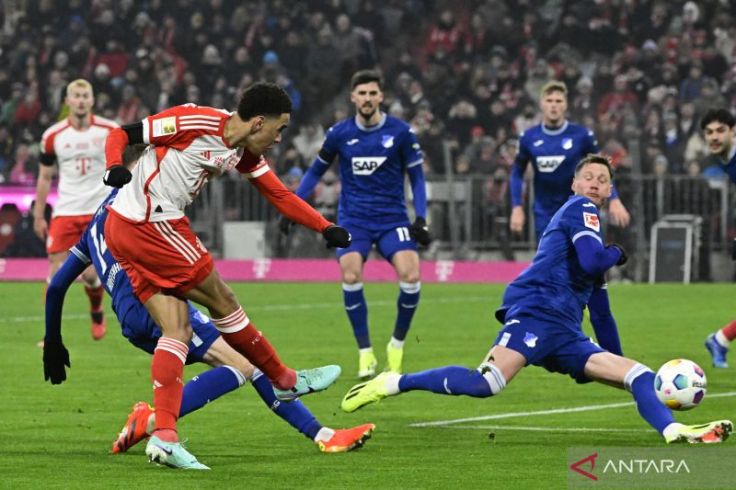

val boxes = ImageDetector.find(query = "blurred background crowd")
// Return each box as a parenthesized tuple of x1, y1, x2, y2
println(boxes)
(1, 0, 735, 274)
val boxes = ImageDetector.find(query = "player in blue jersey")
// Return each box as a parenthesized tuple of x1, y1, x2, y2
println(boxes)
(511, 81, 628, 359)
(341, 154, 732, 445)
(701, 109, 736, 368)
(281, 70, 430, 379)
(510, 81, 630, 239)
(42, 147, 374, 468)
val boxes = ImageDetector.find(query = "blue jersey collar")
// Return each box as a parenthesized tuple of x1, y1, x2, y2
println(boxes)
(355, 113, 387, 132)
(541, 120, 568, 136)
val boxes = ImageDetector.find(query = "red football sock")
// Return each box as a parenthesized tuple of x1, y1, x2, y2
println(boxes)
(151, 337, 188, 442)
(721, 320, 736, 341)
(212, 308, 294, 389)
(84, 285, 104, 312)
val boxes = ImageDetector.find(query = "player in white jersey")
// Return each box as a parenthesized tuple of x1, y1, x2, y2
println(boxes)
(34, 79, 118, 341)
(101, 82, 351, 469)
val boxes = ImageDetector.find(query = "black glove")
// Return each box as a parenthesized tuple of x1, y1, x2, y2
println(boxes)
(731, 238, 736, 261)
(608, 243, 628, 266)
(278, 216, 294, 235)
(103, 165, 132, 188)
(322, 225, 351, 248)
(409, 217, 432, 246)
(43, 338, 70, 385)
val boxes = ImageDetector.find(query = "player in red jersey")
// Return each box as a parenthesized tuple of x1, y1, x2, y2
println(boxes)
(34, 79, 118, 341)
(102, 82, 351, 469)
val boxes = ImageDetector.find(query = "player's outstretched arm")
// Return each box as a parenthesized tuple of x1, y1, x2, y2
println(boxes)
(103, 123, 144, 188)
(573, 235, 624, 276)
(279, 156, 331, 235)
(249, 169, 330, 230)
(43, 254, 87, 384)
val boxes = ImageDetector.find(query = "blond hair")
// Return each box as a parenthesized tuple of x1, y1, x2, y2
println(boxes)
(66, 78, 93, 96)
(540, 81, 567, 99)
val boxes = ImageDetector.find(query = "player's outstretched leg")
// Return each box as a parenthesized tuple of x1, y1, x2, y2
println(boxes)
(341, 363, 507, 412)
(211, 309, 300, 389)
(623, 363, 733, 444)
(272, 365, 342, 401)
(705, 323, 733, 368)
(145, 435, 210, 470)
(318, 424, 376, 453)
(112, 402, 154, 454)
(664, 420, 733, 444)
(113, 365, 245, 453)
(249, 370, 375, 452)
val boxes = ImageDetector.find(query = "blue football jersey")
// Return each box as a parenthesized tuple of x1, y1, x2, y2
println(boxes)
(719, 146, 736, 184)
(499, 195, 604, 328)
(320, 114, 423, 229)
(513, 122, 599, 217)
(69, 189, 138, 318)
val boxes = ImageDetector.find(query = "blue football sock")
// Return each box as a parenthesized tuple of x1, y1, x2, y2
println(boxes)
(588, 286, 623, 356)
(627, 367, 675, 434)
(393, 281, 420, 342)
(180, 366, 244, 417)
(343, 282, 370, 348)
(398, 365, 493, 397)
(251, 371, 322, 440)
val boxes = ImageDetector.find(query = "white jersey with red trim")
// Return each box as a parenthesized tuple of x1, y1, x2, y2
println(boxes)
(41, 115, 118, 217)
(111, 104, 268, 223)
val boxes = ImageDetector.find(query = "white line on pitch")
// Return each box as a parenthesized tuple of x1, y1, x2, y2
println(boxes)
(409, 391, 736, 428)
(436, 425, 646, 433)
(0, 296, 492, 324)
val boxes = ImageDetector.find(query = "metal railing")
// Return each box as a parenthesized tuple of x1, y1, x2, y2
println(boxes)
(186, 171, 732, 280)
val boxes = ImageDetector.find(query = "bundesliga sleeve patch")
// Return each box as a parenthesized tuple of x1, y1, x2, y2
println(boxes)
(583, 212, 600, 232)
(152, 116, 177, 137)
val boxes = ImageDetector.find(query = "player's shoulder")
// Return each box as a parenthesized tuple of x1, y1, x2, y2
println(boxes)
(567, 121, 595, 138)
(385, 115, 412, 132)
(329, 117, 353, 132)
(518, 124, 541, 142)
(90, 114, 119, 130)
(42, 119, 71, 140)
(162, 104, 230, 119)
(561, 195, 595, 212)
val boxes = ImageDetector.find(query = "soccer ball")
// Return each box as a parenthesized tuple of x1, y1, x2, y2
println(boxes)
(654, 359, 707, 411)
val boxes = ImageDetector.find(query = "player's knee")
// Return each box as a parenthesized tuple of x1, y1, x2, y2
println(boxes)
(342, 271, 362, 284)
(477, 362, 507, 396)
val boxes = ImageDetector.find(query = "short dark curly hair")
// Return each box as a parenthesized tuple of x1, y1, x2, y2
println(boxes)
(237, 82, 292, 121)
(700, 108, 735, 131)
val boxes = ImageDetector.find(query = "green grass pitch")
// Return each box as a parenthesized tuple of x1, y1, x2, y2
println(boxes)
(1, 281, 734, 489)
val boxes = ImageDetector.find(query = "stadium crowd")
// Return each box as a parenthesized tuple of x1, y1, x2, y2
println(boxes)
(1, 0, 735, 254)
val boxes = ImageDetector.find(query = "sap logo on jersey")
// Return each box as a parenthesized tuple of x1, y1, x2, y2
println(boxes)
(536, 155, 565, 173)
(352, 157, 387, 175)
